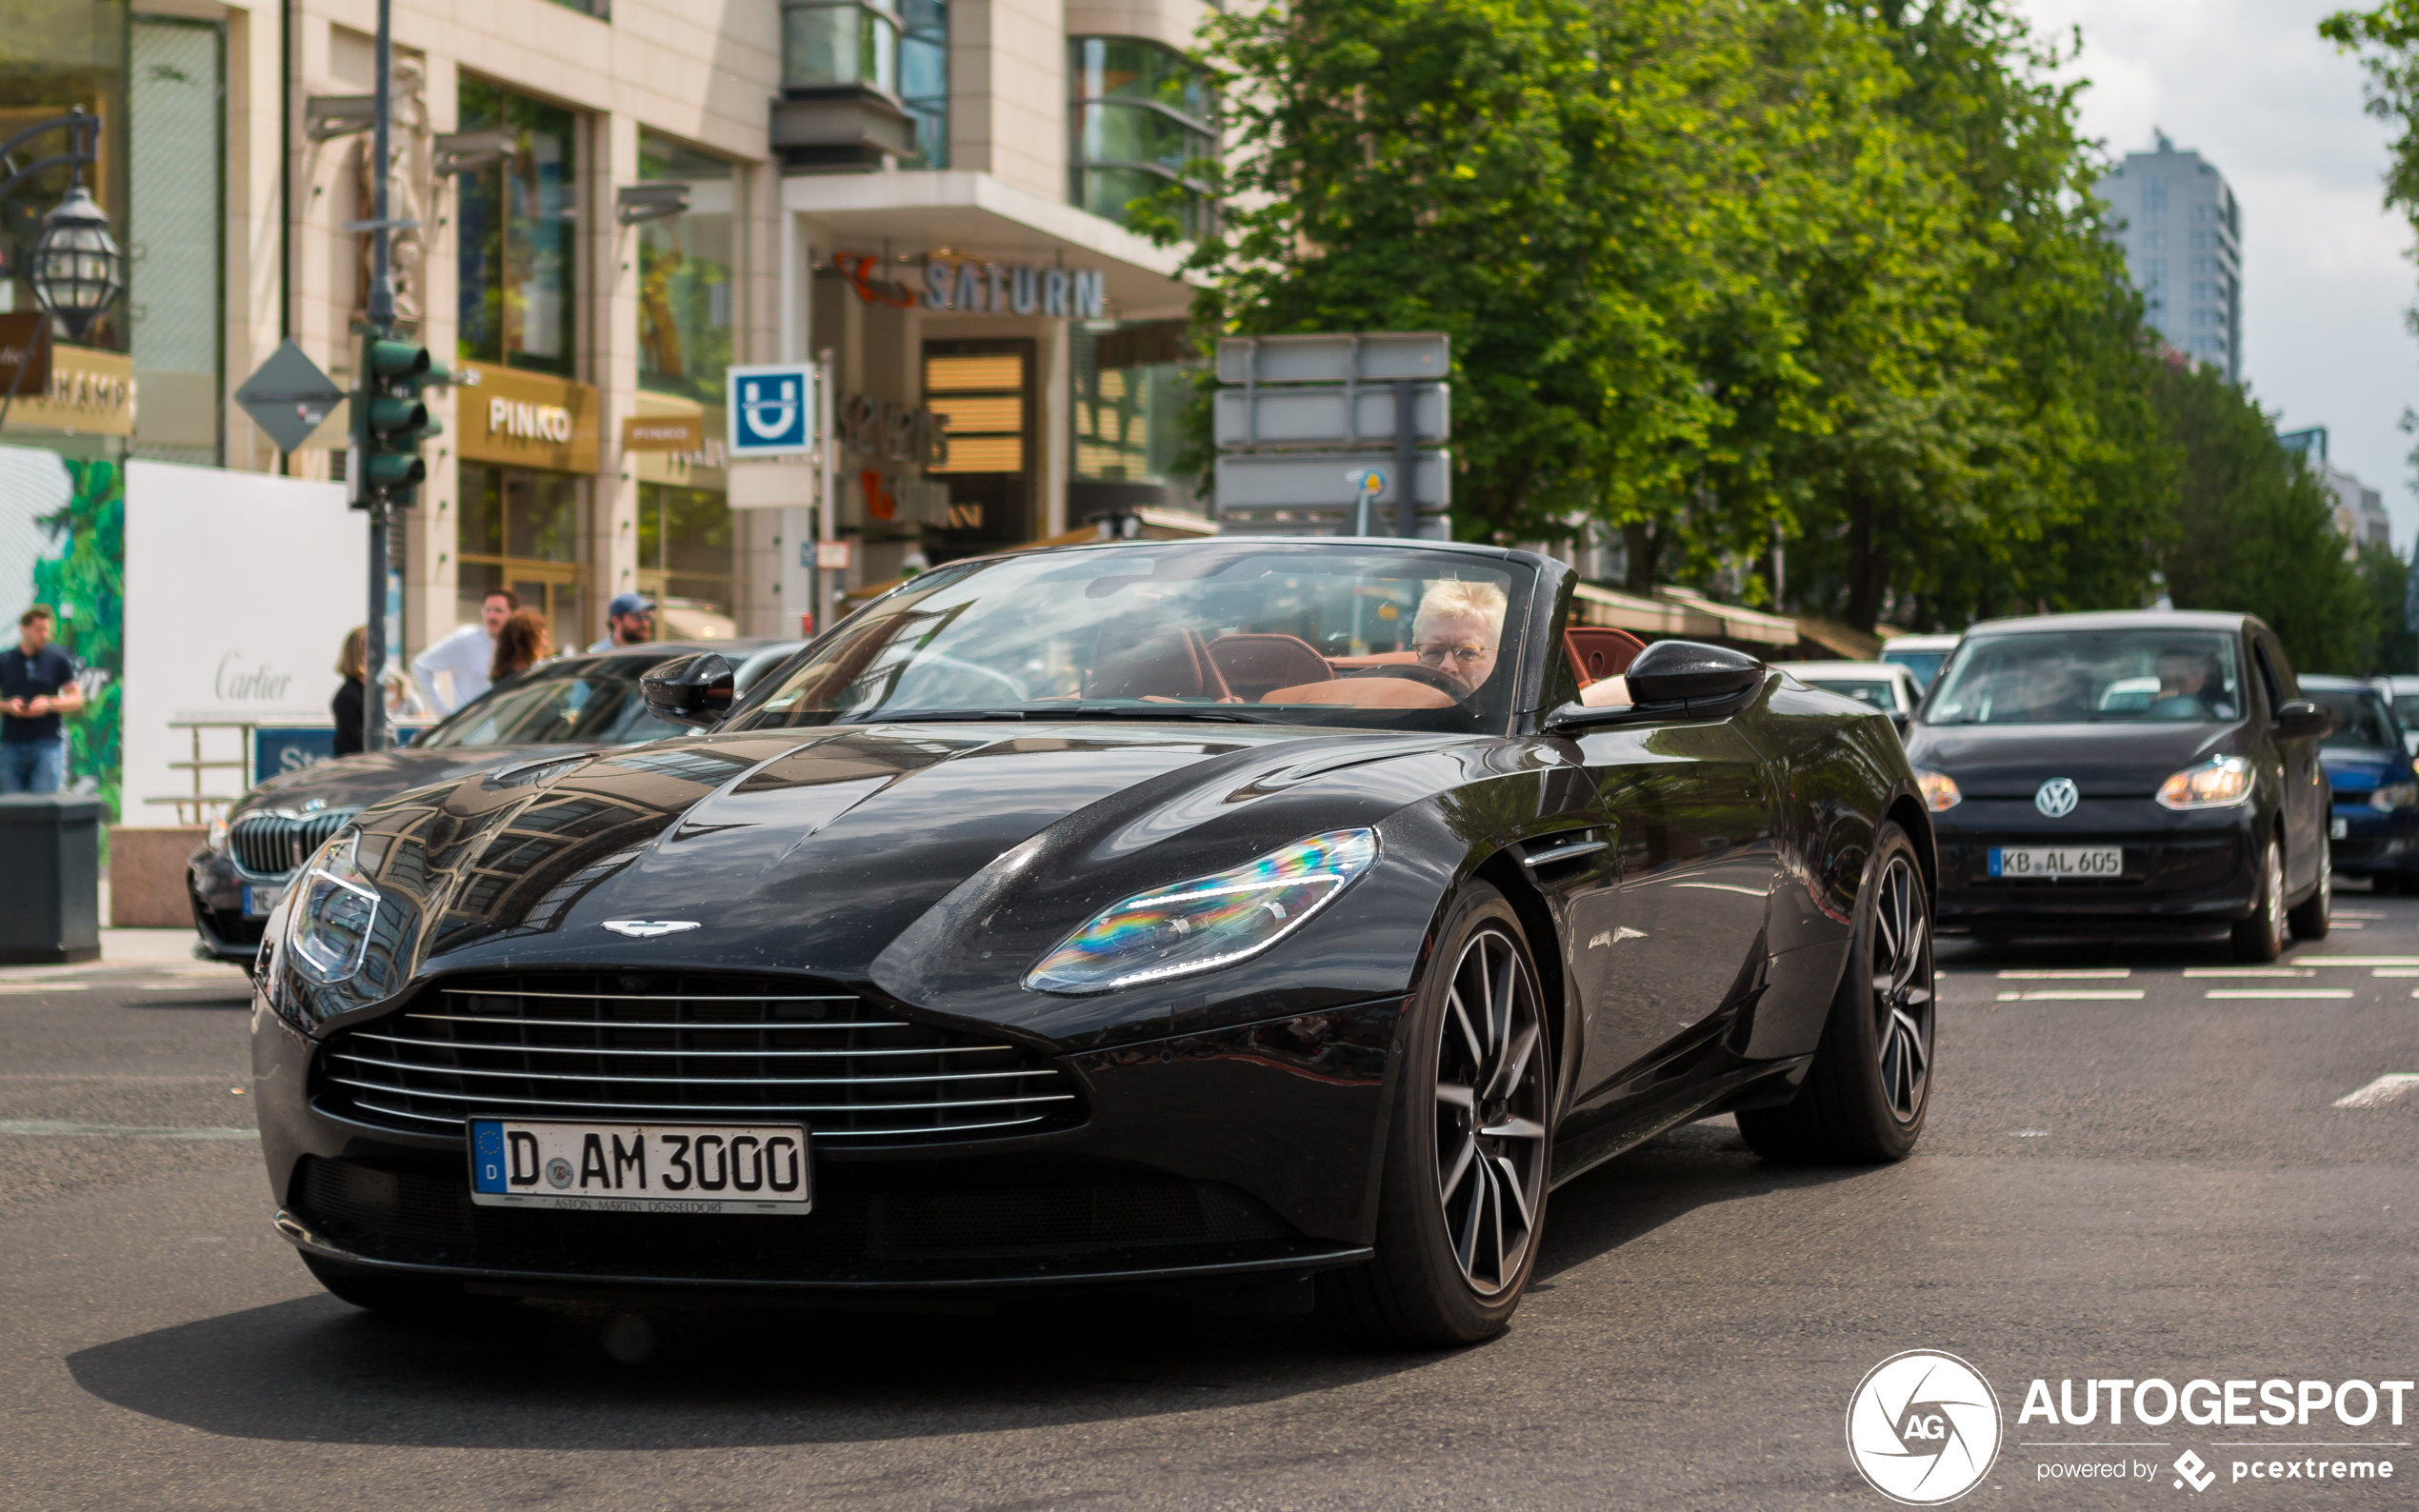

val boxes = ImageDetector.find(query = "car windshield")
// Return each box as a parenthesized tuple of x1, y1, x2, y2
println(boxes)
(1880, 649, 1949, 690)
(416, 659, 688, 747)
(2309, 687, 2399, 749)
(726, 543, 1532, 733)
(2391, 693, 2419, 733)
(1802, 677, 1898, 711)
(1924, 629, 2244, 726)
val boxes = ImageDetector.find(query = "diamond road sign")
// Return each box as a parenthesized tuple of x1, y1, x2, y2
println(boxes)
(234, 339, 346, 454)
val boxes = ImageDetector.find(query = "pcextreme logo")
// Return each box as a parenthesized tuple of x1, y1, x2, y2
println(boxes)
(1849, 1350, 2005, 1505)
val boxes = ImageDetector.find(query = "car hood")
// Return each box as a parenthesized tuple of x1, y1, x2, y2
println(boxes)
(2320, 746, 2405, 794)
(1903, 720, 2240, 797)
(237, 743, 585, 816)
(321, 721, 1488, 1033)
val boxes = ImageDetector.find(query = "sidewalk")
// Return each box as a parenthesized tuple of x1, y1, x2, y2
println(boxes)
(0, 928, 243, 980)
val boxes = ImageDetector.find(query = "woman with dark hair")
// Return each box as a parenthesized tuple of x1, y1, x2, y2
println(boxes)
(332, 627, 368, 756)
(490, 608, 552, 686)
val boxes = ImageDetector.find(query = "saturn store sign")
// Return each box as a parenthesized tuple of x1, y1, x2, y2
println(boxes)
(456, 362, 601, 472)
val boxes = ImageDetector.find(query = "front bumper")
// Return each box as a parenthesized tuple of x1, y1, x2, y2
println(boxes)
(2327, 801, 2419, 877)
(249, 987, 1397, 1295)
(1933, 797, 2258, 926)
(189, 847, 278, 964)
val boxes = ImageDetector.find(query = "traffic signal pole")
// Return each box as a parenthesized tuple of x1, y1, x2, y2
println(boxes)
(360, 0, 396, 751)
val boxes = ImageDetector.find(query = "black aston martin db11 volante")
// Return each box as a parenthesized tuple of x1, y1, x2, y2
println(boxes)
(251, 537, 1935, 1345)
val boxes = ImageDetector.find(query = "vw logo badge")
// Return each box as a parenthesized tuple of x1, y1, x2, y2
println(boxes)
(1846, 1349, 2002, 1504)
(2034, 778, 2080, 818)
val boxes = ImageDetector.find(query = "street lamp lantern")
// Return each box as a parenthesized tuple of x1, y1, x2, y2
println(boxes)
(30, 182, 123, 343)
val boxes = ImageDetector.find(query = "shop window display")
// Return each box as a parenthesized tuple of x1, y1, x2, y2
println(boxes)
(637, 484, 736, 636)
(459, 464, 585, 651)
(637, 133, 736, 406)
(1072, 320, 1190, 486)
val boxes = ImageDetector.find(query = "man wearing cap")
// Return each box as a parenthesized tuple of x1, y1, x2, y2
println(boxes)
(589, 592, 655, 653)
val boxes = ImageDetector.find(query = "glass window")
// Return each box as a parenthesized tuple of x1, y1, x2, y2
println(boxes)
(129, 17, 222, 463)
(899, 0, 947, 168)
(1801, 678, 1898, 711)
(417, 656, 687, 747)
(0, 0, 129, 348)
(458, 464, 586, 652)
(727, 543, 1533, 735)
(636, 133, 734, 406)
(1924, 630, 2244, 726)
(637, 483, 736, 634)
(1069, 37, 1213, 238)
(1073, 320, 1191, 485)
(784, 2, 899, 93)
(457, 79, 577, 375)
(1878, 648, 1949, 690)
(2309, 688, 2399, 750)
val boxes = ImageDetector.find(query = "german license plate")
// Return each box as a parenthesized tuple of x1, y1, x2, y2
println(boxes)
(1989, 846, 2122, 879)
(2332, 816, 2350, 840)
(241, 885, 275, 918)
(468, 1119, 811, 1214)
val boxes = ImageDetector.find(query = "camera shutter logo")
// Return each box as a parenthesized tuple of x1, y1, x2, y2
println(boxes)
(2034, 778, 2080, 818)
(1846, 1350, 2002, 1505)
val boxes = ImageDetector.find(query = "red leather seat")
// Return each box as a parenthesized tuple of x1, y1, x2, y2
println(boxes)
(1208, 634, 1331, 700)
(1084, 628, 1235, 702)
(1565, 627, 1645, 686)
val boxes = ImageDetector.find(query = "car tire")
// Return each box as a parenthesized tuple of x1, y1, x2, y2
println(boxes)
(2231, 835, 2286, 963)
(2289, 836, 2332, 942)
(1321, 881, 1552, 1349)
(302, 1253, 506, 1320)
(1737, 822, 1932, 1165)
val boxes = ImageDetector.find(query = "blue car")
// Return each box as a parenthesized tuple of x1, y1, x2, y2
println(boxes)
(2302, 676, 2419, 890)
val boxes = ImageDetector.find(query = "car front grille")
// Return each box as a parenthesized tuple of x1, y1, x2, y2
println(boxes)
(230, 809, 353, 878)
(314, 972, 1085, 1145)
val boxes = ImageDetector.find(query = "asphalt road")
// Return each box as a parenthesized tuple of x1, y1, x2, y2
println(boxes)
(6, 902, 2419, 1512)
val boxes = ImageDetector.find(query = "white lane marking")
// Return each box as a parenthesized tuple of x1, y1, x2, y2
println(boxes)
(0, 1119, 256, 1141)
(1998, 969, 2131, 980)
(1995, 989, 2146, 1001)
(2009, 1129, 2051, 1137)
(140, 983, 250, 993)
(2375, 968, 2419, 978)
(2185, 967, 2313, 977)
(0, 983, 88, 995)
(2334, 1075, 2419, 1108)
(2334, 922, 2369, 930)
(2336, 910, 2389, 919)
(1671, 883, 1769, 897)
(2205, 989, 2355, 1000)
(2297, 957, 2419, 966)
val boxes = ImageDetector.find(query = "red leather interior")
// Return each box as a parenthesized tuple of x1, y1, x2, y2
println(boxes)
(1209, 634, 1332, 699)
(1564, 627, 1645, 686)
(1085, 628, 1235, 702)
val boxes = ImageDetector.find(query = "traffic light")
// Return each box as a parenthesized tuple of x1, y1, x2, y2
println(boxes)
(355, 339, 449, 506)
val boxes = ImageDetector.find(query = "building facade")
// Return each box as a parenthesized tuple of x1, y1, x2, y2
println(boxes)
(2095, 131, 2242, 383)
(2281, 427, 2392, 550)
(0, 0, 1210, 717)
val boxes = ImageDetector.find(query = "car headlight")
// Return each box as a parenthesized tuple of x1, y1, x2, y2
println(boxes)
(1913, 767, 1961, 811)
(285, 829, 380, 984)
(1026, 828, 1379, 994)
(2371, 782, 2419, 813)
(206, 814, 230, 853)
(2156, 754, 2253, 810)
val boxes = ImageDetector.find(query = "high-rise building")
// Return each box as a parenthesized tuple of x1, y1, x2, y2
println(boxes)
(2095, 131, 2242, 383)
(2281, 428, 2392, 548)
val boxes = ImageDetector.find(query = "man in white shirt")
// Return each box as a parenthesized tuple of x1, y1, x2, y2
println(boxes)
(412, 587, 517, 715)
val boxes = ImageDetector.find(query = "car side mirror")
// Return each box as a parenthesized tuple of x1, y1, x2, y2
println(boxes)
(640, 652, 735, 728)
(1544, 640, 1767, 732)
(2273, 699, 2332, 739)
(1890, 709, 1910, 734)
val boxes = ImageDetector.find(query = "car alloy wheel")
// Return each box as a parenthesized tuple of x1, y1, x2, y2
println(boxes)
(2233, 836, 2285, 963)
(1869, 851, 1933, 1125)
(1433, 924, 1549, 1296)
(2289, 834, 2331, 942)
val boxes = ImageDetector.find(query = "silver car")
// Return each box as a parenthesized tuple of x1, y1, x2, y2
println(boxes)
(1785, 659, 1925, 734)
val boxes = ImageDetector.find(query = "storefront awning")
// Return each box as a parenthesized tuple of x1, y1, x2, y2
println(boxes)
(782, 170, 1194, 320)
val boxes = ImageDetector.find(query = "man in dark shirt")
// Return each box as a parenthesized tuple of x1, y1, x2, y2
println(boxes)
(2, 606, 85, 793)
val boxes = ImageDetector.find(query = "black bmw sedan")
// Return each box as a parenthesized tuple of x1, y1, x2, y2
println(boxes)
(189, 640, 798, 963)
(250, 537, 1936, 1345)
(1902, 610, 2333, 959)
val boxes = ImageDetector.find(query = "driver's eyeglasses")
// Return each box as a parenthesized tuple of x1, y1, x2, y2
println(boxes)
(1415, 643, 1493, 666)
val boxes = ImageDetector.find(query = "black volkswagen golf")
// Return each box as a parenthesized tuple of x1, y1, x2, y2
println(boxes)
(1903, 610, 2333, 960)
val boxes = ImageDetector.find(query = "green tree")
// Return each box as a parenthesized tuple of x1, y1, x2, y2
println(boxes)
(2154, 359, 2373, 671)
(2355, 540, 2419, 674)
